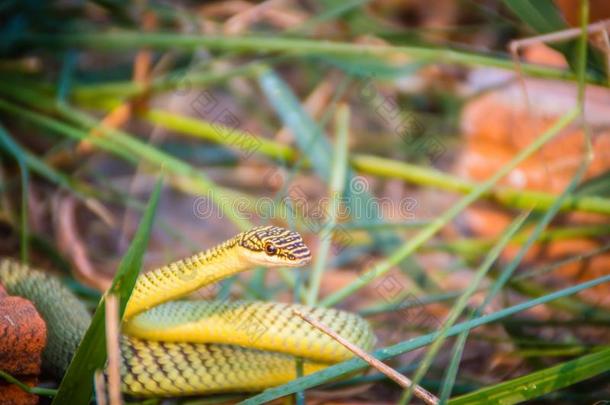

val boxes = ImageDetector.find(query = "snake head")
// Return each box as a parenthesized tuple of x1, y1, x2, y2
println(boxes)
(237, 226, 311, 267)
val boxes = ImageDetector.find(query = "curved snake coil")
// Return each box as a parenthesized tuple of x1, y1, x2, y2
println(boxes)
(0, 226, 375, 397)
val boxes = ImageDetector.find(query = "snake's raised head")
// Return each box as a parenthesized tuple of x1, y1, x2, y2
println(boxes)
(236, 226, 311, 267)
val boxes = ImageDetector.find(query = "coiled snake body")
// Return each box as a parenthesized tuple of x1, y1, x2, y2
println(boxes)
(0, 226, 375, 397)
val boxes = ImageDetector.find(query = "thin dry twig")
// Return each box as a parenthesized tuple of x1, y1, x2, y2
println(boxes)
(508, 19, 610, 111)
(94, 370, 107, 405)
(105, 294, 122, 405)
(293, 309, 439, 405)
(54, 195, 112, 291)
(223, 0, 285, 35)
(78, 10, 157, 154)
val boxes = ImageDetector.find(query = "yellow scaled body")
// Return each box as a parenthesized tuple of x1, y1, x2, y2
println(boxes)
(120, 226, 375, 397)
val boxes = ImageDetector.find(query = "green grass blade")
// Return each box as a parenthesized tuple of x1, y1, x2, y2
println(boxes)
(87, 97, 610, 217)
(0, 93, 252, 230)
(504, 0, 566, 33)
(439, 324, 469, 403)
(259, 68, 437, 296)
(0, 370, 57, 397)
(503, 0, 605, 80)
(400, 212, 530, 404)
(50, 177, 162, 404)
(305, 104, 350, 305)
(0, 123, 29, 262)
(440, 158, 591, 402)
(576, 169, 610, 197)
(448, 347, 610, 405)
(73, 61, 266, 102)
(145, 109, 297, 163)
(350, 154, 610, 216)
(240, 273, 610, 404)
(14, 32, 598, 84)
(321, 108, 578, 306)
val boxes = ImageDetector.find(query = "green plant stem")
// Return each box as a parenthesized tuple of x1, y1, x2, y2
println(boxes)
(145, 109, 297, 163)
(431, 224, 610, 258)
(440, 152, 592, 402)
(73, 61, 267, 102)
(0, 370, 57, 397)
(350, 154, 610, 215)
(134, 107, 610, 216)
(320, 109, 579, 307)
(305, 104, 350, 305)
(399, 212, 530, 404)
(0, 94, 252, 231)
(240, 272, 610, 404)
(51, 178, 162, 404)
(18, 32, 601, 84)
(577, 0, 589, 107)
(448, 347, 610, 405)
(0, 123, 29, 262)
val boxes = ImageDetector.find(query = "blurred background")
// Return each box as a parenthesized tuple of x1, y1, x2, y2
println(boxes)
(1, 0, 610, 404)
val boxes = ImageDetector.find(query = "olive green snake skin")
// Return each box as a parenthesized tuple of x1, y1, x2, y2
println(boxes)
(0, 226, 375, 397)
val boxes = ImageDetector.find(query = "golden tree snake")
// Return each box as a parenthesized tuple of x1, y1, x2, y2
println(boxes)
(0, 226, 375, 397)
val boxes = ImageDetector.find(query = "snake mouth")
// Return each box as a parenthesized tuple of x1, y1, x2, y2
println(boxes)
(281, 255, 311, 267)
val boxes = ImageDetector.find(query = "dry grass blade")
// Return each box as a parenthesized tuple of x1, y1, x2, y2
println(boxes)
(105, 294, 122, 405)
(94, 371, 107, 405)
(54, 195, 112, 291)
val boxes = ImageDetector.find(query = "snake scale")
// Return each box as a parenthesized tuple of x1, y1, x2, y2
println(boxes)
(0, 226, 375, 397)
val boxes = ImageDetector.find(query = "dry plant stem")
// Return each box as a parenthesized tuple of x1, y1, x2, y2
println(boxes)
(54, 195, 112, 291)
(116, 15, 167, 252)
(79, 104, 133, 153)
(78, 10, 157, 154)
(509, 19, 610, 109)
(83, 197, 116, 228)
(293, 309, 439, 405)
(223, 0, 285, 35)
(105, 294, 122, 405)
(94, 371, 107, 405)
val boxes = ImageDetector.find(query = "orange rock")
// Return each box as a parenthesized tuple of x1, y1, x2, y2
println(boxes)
(458, 58, 610, 305)
(0, 377, 39, 405)
(0, 295, 46, 376)
(460, 205, 512, 239)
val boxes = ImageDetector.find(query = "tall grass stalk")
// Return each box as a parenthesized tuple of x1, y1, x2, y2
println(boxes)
(0, 123, 29, 262)
(399, 212, 530, 404)
(19, 32, 601, 84)
(320, 108, 579, 307)
(136, 107, 610, 216)
(306, 104, 350, 305)
(241, 272, 610, 404)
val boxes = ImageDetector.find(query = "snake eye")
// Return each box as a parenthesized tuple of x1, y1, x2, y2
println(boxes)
(288, 254, 295, 260)
(264, 242, 277, 256)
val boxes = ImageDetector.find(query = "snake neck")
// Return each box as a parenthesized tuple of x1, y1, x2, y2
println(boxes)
(124, 236, 250, 320)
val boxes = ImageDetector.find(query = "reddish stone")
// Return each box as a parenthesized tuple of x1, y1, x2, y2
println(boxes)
(0, 295, 46, 376)
(0, 378, 39, 405)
